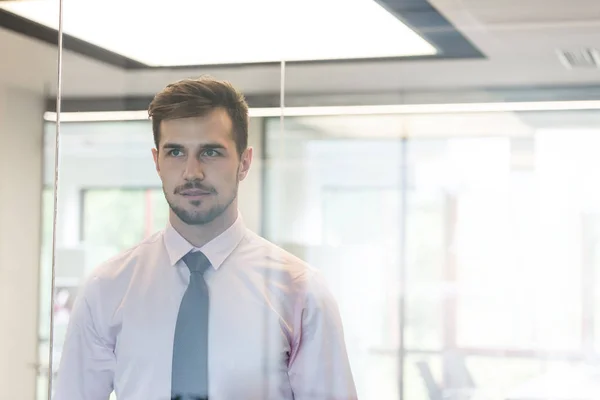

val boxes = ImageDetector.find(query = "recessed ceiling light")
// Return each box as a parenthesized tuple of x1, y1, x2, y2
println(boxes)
(0, 0, 437, 66)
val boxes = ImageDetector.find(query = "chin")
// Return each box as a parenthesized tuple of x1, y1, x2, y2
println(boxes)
(177, 213, 216, 226)
(167, 192, 235, 226)
(171, 204, 225, 226)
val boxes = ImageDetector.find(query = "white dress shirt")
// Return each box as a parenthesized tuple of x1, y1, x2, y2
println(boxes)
(53, 213, 357, 400)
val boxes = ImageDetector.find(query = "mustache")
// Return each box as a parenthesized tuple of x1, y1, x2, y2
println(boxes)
(174, 181, 215, 194)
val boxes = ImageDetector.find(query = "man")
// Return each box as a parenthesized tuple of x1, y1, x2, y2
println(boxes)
(53, 76, 357, 400)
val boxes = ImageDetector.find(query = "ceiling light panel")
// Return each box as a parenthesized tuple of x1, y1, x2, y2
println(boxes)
(0, 0, 437, 66)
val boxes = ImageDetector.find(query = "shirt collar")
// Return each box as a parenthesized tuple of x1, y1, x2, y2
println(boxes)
(163, 213, 246, 270)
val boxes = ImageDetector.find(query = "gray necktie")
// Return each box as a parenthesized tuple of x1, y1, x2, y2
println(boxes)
(171, 251, 211, 400)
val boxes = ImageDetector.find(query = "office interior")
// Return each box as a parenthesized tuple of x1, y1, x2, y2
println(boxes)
(2, 0, 600, 399)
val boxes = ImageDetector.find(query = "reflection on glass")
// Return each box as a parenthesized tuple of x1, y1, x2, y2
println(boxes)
(264, 115, 404, 398)
(262, 110, 600, 400)
(39, 104, 600, 399)
(82, 188, 168, 265)
(39, 106, 600, 399)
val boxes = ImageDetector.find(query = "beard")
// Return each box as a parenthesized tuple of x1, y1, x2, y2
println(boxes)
(165, 179, 239, 226)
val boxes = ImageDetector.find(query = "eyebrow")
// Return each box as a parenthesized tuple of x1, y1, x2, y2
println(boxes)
(162, 142, 227, 151)
(162, 142, 184, 150)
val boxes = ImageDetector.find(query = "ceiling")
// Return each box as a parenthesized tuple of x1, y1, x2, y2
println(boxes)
(1, 0, 600, 104)
(0, 0, 443, 66)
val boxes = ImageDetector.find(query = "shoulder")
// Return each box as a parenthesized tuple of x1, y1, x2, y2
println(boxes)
(67, 230, 167, 335)
(239, 230, 333, 301)
(240, 230, 316, 275)
(241, 233, 343, 335)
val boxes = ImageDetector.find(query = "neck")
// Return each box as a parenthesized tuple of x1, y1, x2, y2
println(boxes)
(169, 203, 238, 248)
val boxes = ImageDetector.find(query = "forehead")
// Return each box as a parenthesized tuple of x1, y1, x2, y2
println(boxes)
(159, 108, 234, 146)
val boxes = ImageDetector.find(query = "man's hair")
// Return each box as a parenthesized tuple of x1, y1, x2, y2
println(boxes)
(148, 76, 249, 157)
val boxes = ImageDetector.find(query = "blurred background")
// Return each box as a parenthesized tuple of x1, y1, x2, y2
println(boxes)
(2, 0, 600, 399)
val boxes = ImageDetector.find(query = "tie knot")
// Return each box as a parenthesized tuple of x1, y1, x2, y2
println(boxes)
(182, 251, 211, 274)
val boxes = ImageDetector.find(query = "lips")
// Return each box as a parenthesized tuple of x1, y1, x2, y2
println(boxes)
(180, 189, 211, 196)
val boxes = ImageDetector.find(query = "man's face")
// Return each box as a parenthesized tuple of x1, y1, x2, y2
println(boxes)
(152, 108, 252, 226)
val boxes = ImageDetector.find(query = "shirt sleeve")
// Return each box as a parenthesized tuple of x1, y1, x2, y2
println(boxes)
(288, 269, 358, 400)
(53, 282, 115, 400)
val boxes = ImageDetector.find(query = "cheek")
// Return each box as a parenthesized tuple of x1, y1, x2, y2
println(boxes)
(211, 162, 238, 179)
(210, 170, 237, 194)
(158, 169, 177, 188)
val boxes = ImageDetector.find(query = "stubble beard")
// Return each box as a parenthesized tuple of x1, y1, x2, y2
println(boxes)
(165, 180, 239, 226)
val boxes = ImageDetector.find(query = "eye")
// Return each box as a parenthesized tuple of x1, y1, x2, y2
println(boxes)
(203, 149, 220, 157)
(168, 149, 184, 157)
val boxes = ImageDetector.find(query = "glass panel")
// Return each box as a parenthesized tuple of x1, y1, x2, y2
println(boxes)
(402, 111, 600, 400)
(264, 109, 600, 400)
(0, 0, 61, 398)
(263, 115, 405, 398)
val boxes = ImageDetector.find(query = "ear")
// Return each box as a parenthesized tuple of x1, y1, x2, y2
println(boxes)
(152, 148, 160, 173)
(238, 147, 253, 181)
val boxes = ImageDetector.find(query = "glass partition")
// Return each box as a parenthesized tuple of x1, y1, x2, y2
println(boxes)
(263, 108, 600, 400)
(4, 0, 600, 399)
(42, 96, 600, 400)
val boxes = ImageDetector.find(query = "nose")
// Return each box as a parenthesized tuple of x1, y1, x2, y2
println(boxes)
(183, 155, 205, 181)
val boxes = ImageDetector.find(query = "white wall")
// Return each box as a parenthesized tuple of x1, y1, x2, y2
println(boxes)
(0, 85, 44, 400)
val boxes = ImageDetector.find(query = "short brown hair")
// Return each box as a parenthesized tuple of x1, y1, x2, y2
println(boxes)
(148, 76, 249, 157)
